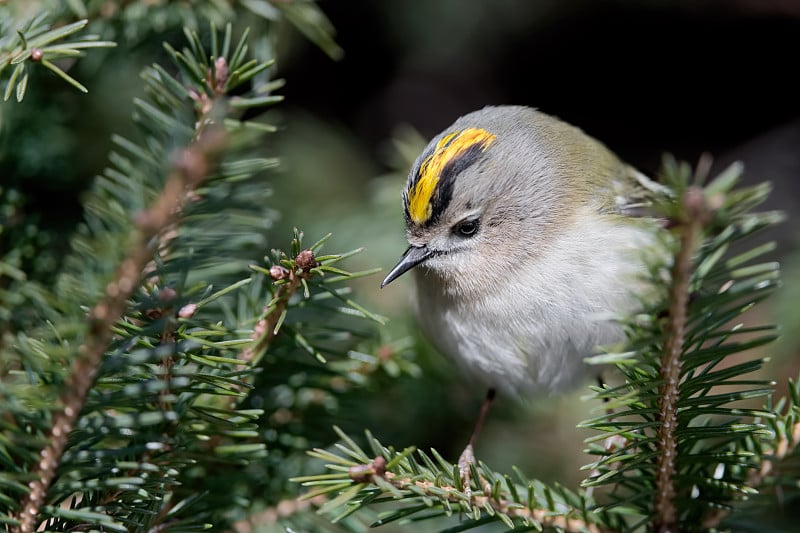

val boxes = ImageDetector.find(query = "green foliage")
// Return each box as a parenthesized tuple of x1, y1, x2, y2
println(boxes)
(0, 15, 115, 100)
(1, 3, 796, 533)
(294, 426, 625, 531)
(582, 159, 784, 529)
(722, 378, 800, 531)
(0, 10, 409, 532)
(0, 0, 340, 287)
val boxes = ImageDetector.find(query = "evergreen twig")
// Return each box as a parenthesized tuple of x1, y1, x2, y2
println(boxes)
(347, 457, 603, 533)
(13, 118, 225, 533)
(0, 17, 115, 100)
(10, 36, 241, 533)
(1, 7, 394, 533)
(294, 427, 621, 532)
(242, 248, 319, 364)
(654, 186, 711, 532)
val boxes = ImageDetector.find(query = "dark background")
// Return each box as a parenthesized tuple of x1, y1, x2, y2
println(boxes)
(276, 0, 800, 249)
(6, 0, 800, 263)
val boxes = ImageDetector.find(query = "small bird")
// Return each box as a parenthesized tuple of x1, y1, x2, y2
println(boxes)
(381, 105, 666, 487)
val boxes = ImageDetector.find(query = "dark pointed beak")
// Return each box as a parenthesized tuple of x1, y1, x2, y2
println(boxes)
(381, 245, 432, 288)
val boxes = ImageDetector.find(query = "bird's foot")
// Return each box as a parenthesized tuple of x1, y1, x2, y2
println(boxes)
(454, 388, 497, 501)
(457, 443, 475, 500)
(457, 443, 491, 502)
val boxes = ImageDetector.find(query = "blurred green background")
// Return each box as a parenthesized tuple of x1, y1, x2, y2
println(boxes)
(3, 0, 800, 491)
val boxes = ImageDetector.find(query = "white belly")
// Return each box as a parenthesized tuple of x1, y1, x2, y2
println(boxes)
(412, 217, 655, 398)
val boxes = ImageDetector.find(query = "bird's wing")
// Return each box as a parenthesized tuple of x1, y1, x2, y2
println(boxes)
(612, 166, 673, 218)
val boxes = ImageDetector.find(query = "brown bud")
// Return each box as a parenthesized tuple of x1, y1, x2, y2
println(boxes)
(178, 303, 197, 318)
(189, 88, 213, 115)
(348, 456, 387, 483)
(684, 186, 709, 222)
(377, 345, 394, 361)
(603, 434, 629, 453)
(30, 48, 43, 62)
(295, 249, 317, 271)
(214, 57, 229, 93)
(372, 455, 387, 477)
(270, 265, 289, 281)
(159, 286, 177, 302)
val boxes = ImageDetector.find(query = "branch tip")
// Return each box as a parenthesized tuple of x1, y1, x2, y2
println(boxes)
(295, 249, 317, 271)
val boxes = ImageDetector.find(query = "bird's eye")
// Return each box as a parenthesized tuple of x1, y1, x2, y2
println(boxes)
(454, 219, 479, 237)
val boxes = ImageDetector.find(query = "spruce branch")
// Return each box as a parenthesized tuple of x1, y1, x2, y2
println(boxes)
(1, 8, 403, 533)
(6, 22, 288, 532)
(347, 457, 602, 533)
(13, 108, 225, 533)
(583, 158, 783, 530)
(654, 186, 711, 532)
(242, 246, 320, 364)
(240, 230, 387, 371)
(0, 16, 115, 101)
(294, 427, 623, 532)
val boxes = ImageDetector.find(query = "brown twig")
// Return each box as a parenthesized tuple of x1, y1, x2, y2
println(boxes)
(229, 495, 328, 533)
(240, 250, 318, 364)
(345, 457, 603, 533)
(13, 131, 224, 533)
(653, 186, 709, 533)
(201, 248, 318, 447)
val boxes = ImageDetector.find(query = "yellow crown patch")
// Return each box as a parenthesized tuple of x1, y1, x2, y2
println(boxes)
(408, 128, 496, 225)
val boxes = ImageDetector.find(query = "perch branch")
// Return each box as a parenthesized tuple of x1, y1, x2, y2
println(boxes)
(653, 186, 710, 533)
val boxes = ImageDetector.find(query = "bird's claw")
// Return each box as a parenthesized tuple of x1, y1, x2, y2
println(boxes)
(458, 443, 476, 500)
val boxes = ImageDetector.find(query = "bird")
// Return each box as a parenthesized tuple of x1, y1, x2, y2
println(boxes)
(380, 105, 667, 492)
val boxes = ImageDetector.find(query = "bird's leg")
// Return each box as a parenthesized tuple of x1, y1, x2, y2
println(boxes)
(458, 388, 496, 500)
(597, 374, 613, 416)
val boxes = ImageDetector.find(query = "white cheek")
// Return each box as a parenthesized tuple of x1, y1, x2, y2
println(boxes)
(421, 240, 485, 287)
(425, 250, 470, 272)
